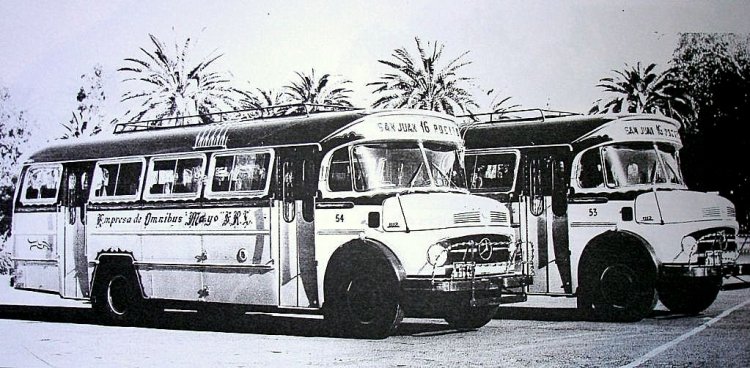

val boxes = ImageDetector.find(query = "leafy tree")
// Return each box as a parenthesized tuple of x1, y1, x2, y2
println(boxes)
(670, 33, 750, 229)
(282, 69, 353, 114)
(119, 33, 238, 123)
(589, 62, 695, 127)
(61, 64, 110, 139)
(0, 86, 31, 273)
(369, 37, 478, 115)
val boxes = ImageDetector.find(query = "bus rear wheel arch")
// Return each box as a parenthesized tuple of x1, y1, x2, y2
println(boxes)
(92, 256, 148, 326)
(323, 240, 405, 339)
(577, 233, 658, 322)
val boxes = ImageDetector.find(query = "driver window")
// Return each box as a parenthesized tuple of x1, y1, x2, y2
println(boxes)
(578, 149, 604, 189)
(328, 147, 352, 192)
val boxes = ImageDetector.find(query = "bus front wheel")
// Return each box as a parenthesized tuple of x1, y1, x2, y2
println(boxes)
(578, 252, 657, 322)
(92, 264, 145, 326)
(324, 257, 403, 339)
(658, 275, 722, 315)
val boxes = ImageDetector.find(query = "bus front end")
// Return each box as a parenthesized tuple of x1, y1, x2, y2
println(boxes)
(380, 192, 530, 318)
(317, 110, 530, 336)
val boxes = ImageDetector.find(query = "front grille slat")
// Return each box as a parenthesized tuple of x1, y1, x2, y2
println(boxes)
(443, 235, 513, 264)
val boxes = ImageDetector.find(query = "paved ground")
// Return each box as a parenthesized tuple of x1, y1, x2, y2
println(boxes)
(1, 275, 749, 367)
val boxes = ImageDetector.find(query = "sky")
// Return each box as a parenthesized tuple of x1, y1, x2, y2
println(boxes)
(2, 0, 750, 148)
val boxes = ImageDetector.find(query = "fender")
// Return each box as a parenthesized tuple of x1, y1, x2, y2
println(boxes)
(323, 238, 407, 298)
(91, 251, 147, 299)
(578, 230, 660, 283)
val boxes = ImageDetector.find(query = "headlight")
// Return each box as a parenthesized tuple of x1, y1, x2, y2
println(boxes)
(427, 243, 449, 266)
(681, 236, 697, 252)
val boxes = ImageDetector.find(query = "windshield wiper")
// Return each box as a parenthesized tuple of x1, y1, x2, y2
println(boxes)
(429, 162, 462, 190)
(407, 162, 425, 189)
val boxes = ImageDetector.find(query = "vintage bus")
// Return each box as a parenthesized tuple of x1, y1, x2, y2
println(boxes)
(10, 105, 530, 338)
(461, 110, 740, 322)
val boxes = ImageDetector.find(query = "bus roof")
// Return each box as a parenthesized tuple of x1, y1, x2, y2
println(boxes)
(462, 113, 682, 150)
(27, 108, 461, 163)
(28, 110, 369, 163)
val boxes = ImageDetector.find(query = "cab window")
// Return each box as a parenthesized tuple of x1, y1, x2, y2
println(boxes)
(328, 147, 353, 192)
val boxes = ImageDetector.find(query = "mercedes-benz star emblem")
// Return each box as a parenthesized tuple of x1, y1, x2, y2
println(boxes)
(478, 238, 493, 261)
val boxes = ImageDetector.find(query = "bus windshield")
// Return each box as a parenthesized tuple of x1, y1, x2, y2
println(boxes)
(351, 141, 467, 192)
(601, 142, 686, 189)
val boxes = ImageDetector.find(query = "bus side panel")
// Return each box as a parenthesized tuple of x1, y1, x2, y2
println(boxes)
(202, 232, 277, 306)
(12, 212, 61, 292)
(138, 234, 202, 301)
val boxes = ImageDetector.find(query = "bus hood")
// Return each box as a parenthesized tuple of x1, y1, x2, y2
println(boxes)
(381, 192, 511, 232)
(634, 190, 737, 225)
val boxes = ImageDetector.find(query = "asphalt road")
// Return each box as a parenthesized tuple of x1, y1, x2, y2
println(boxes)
(1, 276, 749, 367)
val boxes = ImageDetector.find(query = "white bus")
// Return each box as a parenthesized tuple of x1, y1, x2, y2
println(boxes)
(461, 111, 740, 321)
(10, 105, 530, 338)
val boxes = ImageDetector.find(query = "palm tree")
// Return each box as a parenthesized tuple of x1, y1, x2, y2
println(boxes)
(118, 34, 238, 123)
(237, 87, 291, 118)
(590, 62, 695, 127)
(368, 37, 478, 115)
(60, 111, 103, 139)
(282, 69, 354, 114)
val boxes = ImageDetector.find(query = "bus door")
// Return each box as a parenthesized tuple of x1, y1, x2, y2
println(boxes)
(521, 151, 572, 295)
(60, 162, 94, 298)
(275, 148, 319, 308)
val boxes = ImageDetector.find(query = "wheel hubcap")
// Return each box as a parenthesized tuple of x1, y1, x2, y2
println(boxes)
(107, 275, 130, 316)
(345, 276, 381, 324)
(599, 264, 636, 308)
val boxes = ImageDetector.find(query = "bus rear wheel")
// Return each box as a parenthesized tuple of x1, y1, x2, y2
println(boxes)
(578, 252, 657, 322)
(658, 275, 722, 315)
(92, 264, 144, 325)
(324, 258, 403, 339)
(444, 303, 498, 329)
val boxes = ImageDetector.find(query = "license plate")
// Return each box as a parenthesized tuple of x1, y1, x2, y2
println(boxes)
(705, 250, 722, 266)
(452, 262, 476, 280)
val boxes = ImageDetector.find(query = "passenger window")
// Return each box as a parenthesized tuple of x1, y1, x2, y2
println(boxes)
(328, 147, 352, 192)
(208, 151, 272, 197)
(145, 156, 204, 199)
(21, 165, 62, 205)
(467, 153, 517, 192)
(91, 160, 144, 200)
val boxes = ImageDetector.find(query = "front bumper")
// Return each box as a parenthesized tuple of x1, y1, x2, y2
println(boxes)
(660, 264, 726, 278)
(399, 273, 531, 316)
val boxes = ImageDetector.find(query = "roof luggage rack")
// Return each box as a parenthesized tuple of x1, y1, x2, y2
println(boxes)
(113, 103, 362, 134)
(457, 108, 581, 124)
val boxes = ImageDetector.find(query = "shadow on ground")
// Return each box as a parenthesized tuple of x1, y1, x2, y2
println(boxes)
(0, 304, 456, 338)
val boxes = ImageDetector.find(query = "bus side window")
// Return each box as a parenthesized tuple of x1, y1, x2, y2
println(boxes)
(578, 149, 604, 189)
(471, 153, 516, 192)
(146, 156, 204, 196)
(21, 165, 62, 204)
(209, 151, 271, 196)
(91, 161, 143, 199)
(328, 147, 352, 192)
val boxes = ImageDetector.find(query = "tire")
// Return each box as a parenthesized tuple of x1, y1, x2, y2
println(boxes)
(445, 304, 498, 330)
(92, 264, 145, 326)
(577, 251, 657, 322)
(324, 257, 403, 339)
(658, 275, 722, 315)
